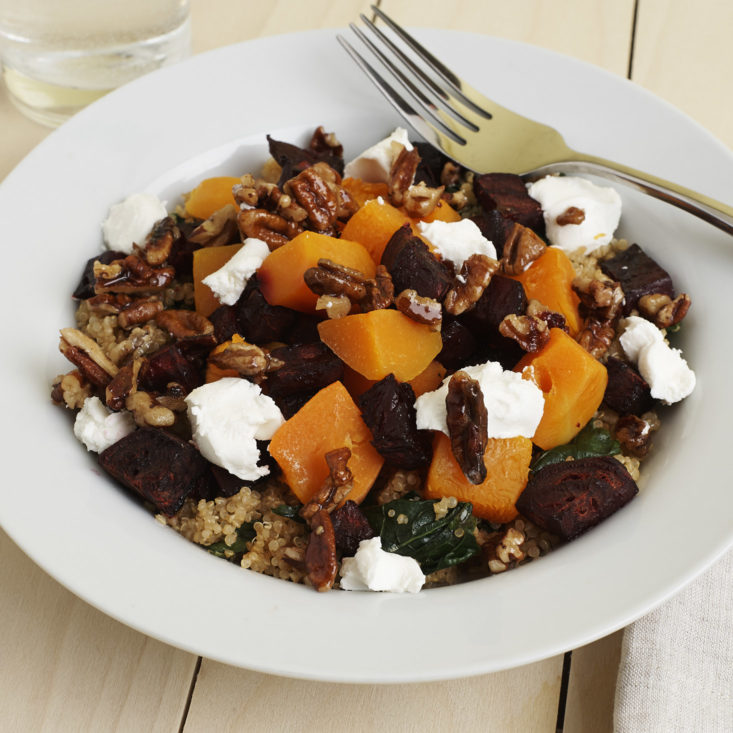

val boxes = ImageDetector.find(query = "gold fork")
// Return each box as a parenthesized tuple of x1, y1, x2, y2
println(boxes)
(338, 6, 733, 236)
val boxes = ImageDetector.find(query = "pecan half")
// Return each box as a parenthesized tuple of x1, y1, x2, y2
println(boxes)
(83, 293, 133, 316)
(105, 359, 141, 411)
(615, 414, 652, 457)
(304, 259, 368, 301)
(389, 146, 420, 206)
(638, 293, 691, 329)
(125, 390, 175, 427)
(573, 275, 625, 320)
(315, 294, 352, 319)
(556, 206, 585, 226)
(446, 371, 488, 484)
(305, 509, 338, 592)
(143, 216, 180, 266)
(237, 208, 303, 250)
(402, 180, 445, 219)
(394, 288, 442, 329)
(502, 222, 546, 275)
(444, 253, 500, 316)
(94, 255, 175, 294)
(59, 327, 119, 387)
(300, 447, 354, 522)
(525, 299, 569, 332)
(361, 265, 394, 312)
(155, 310, 214, 340)
(188, 204, 240, 247)
(233, 177, 308, 224)
(51, 370, 91, 409)
(440, 161, 462, 188)
(499, 313, 550, 352)
(208, 341, 283, 377)
(309, 126, 344, 158)
(117, 298, 164, 329)
(576, 317, 615, 359)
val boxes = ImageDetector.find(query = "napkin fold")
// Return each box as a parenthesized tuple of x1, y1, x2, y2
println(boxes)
(614, 547, 733, 732)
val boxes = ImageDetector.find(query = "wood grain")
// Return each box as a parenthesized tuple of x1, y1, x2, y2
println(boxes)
(632, 0, 733, 150)
(0, 529, 197, 733)
(183, 657, 563, 732)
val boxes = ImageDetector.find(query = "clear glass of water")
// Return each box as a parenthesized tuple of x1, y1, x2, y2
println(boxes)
(0, 0, 191, 126)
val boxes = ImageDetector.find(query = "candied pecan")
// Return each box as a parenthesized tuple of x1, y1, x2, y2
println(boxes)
(84, 293, 133, 315)
(556, 206, 585, 226)
(526, 299, 568, 332)
(444, 253, 500, 316)
(233, 174, 259, 207)
(308, 126, 343, 158)
(155, 309, 214, 340)
(117, 298, 164, 329)
(315, 294, 352, 319)
(188, 205, 239, 247)
(125, 390, 175, 427)
(501, 222, 546, 275)
(442, 189, 468, 210)
(361, 265, 394, 312)
(237, 208, 303, 250)
(283, 161, 356, 232)
(499, 313, 550, 352)
(305, 509, 338, 592)
(94, 255, 175, 294)
(304, 259, 368, 302)
(440, 161, 461, 188)
(395, 288, 442, 329)
(573, 275, 625, 320)
(402, 180, 445, 219)
(300, 447, 354, 522)
(638, 293, 691, 329)
(105, 359, 141, 411)
(576, 317, 615, 359)
(143, 216, 180, 266)
(51, 370, 91, 409)
(389, 146, 420, 206)
(234, 177, 308, 224)
(615, 414, 653, 458)
(208, 341, 283, 377)
(59, 327, 119, 387)
(446, 371, 488, 484)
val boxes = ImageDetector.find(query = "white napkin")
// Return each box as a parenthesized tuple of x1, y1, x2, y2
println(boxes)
(614, 547, 733, 732)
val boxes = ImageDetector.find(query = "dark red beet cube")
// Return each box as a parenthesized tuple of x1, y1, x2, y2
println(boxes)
(139, 343, 204, 394)
(99, 428, 215, 515)
(209, 304, 239, 343)
(516, 456, 638, 540)
(470, 210, 515, 259)
(600, 243, 674, 315)
(331, 500, 375, 556)
(358, 374, 431, 468)
(381, 224, 453, 301)
(603, 357, 655, 416)
(437, 318, 478, 370)
(235, 278, 296, 344)
(265, 342, 343, 399)
(473, 173, 545, 237)
(461, 275, 527, 337)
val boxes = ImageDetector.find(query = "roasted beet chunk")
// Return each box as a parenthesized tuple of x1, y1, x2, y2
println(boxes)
(267, 133, 343, 187)
(603, 357, 655, 416)
(99, 428, 214, 515)
(72, 250, 126, 299)
(209, 304, 239, 343)
(265, 342, 343, 399)
(600, 243, 674, 315)
(462, 274, 527, 337)
(358, 374, 431, 468)
(235, 278, 296, 344)
(438, 318, 478, 369)
(473, 173, 545, 237)
(331, 500, 376, 556)
(381, 224, 452, 301)
(470, 210, 515, 259)
(413, 141, 453, 187)
(138, 343, 205, 394)
(516, 456, 638, 540)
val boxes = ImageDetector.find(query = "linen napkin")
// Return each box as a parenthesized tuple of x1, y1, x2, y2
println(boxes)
(614, 547, 733, 732)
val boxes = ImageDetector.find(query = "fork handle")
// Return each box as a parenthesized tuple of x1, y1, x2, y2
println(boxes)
(529, 155, 733, 236)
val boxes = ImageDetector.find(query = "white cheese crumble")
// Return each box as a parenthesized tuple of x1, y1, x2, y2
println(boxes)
(343, 127, 413, 183)
(101, 193, 168, 254)
(414, 362, 545, 439)
(619, 316, 696, 404)
(202, 237, 270, 306)
(417, 219, 497, 269)
(185, 378, 284, 481)
(526, 175, 622, 253)
(73, 396, 136, 453)
(339, 538, 425, 593)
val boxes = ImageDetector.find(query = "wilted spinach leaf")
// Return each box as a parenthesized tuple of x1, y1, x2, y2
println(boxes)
(365, 495, 478, 575)
(531, 423, 620, 473)
(272, 503, 305, 521)
(207, 522, 256, 558)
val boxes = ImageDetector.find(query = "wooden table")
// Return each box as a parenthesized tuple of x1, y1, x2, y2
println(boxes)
(2, 2, 730, 730)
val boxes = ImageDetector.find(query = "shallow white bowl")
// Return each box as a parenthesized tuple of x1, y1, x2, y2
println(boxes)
(0, 29, 731, 682)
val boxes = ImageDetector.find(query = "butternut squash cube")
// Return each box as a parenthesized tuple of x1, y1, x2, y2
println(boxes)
(192, 243, 242, 316)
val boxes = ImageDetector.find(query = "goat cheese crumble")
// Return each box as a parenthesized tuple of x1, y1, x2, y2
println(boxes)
(414, 362, 545, 439)
(526, 175, 622, 253)
(344, 127, 413, 183)
(74, 396, 136, 453)
(102, 192, 168, 254)
(340, 537, 425, 593)
(185, 378, 284, 481)
(619, 316, 695, 404)
(417, 218, 497, 269)
(202, 237, 270, 305)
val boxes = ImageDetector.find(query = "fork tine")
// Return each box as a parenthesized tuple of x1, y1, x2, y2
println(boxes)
(371, 5, 493, 120)
(337, 33, 466, 147)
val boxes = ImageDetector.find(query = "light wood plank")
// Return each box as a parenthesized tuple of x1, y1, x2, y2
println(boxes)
(184, 657, 563, 732)
(0, 529, 197, 733)
(563, 630, 623, 733)
(632, 0, 733, 150)
(379, 0, 635, 76)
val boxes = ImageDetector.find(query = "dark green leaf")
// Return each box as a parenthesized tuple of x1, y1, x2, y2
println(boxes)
(531, 422, 620, 473)
(272, 503, 305, 522)
(365, 494, 478, 575)
(207, 521, 256, 558)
